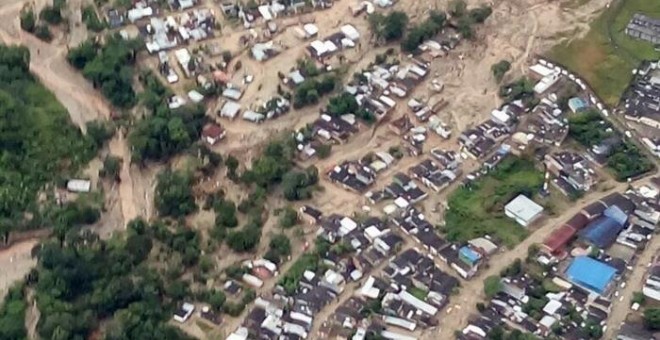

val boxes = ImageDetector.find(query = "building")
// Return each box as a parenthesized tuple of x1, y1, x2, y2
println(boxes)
(566, 256, 617, 295)
(504, 195, 544, 227)
(579, 215, 626, 249)
(542, 225, 577, 255)
(201, 123, 225, 145)
(625, 13, 660, 44)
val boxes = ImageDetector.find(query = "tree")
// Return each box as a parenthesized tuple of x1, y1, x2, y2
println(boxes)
(214, 198, 238, 228)
(265, 234, 291, 264)
(40, 6, 62, 25)
(226, 227, 260, 252)
(645, 308, 660, 330)
(327, 92, 359, 117)
(282, 166, 319, 201)
(34, 24, 53, 42)
(208, 290, 226, 311)
(154, 169, 197, 218)
(20, 8, 36, 33)
(67, 40, 98, 69)
(449, 0, 467, 17)
(102, 155, 122, 181)
(456, 16, 474, 40)
(369, 11, 408, 42)
(401, 11, 447, 52)
(469, 5, 493, 24)
(279, 206, 299, 229)
(484, 275, 502, 298)
(491, 60, 511, 83)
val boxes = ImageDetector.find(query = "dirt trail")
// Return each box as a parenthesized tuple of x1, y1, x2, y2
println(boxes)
(0, 240, 38, 300)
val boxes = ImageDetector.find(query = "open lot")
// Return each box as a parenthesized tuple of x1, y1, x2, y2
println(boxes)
(549, 0, 660, 105)
(443, 156, 544, 247)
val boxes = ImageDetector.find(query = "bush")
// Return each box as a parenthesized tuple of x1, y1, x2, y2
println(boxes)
(82, 6, 106, 32)
(491, 60, 511, 83)
(226, 227, 260, 252)
(101, 155, 122, 181)
(401, 11, 446, 52)
(214, 198, 238, 229)
(484, 275, 502, 297)
(34, 24, 52, 42)
(20, 8, 36, 32)
(39, 6, 62, 25)
(279, 206, 299, 229)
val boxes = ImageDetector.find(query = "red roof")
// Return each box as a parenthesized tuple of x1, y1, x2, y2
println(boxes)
(543, 225, 577, 253)
(252, 267, 272, 280)
(202, 123, 225, 139)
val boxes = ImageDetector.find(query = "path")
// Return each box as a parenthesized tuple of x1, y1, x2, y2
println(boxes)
(0, 240, 38, 300)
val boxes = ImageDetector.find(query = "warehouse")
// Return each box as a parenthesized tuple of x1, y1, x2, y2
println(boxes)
(579, 215, 625, 249)
(504, 194, 544, 227)
(542, 225, 577, 255)
(565, 256, 617, 295)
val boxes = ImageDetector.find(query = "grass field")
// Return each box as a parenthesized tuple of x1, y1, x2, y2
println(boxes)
(443, 157, 545, 248)
(549, 0, 660, 105)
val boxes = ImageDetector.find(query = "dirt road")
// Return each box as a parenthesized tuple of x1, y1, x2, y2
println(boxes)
(421, 174, 658, 339)
(604, 219, 660, 338)
(0, 240, 38, 300)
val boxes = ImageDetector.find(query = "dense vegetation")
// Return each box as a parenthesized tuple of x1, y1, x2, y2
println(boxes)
(155, 169, 197, 218)
(368, 11, 409, 42)
(33, 224, 194, 340)
(568, 110, 654, 180)
(401, 11, 447, 52)
(82, 6, 106, 32)
(282, 166, 319, 201)
(129, 72, 207, 163)
(0, 45, 97, 233)
(443, 157, 544, 247)
(0, 284, 27, 340)
(67, 35, 141, 107)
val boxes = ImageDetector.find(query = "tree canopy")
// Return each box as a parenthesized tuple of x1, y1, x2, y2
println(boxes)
(368, 11, 409, 42)
(154, 169, 197, 218)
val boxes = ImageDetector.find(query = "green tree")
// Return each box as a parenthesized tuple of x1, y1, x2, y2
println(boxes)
(214, 198, 238, 228)
(491, 60, 511, 83)
(645, 308, 660, 330)
(34, 24, 52, 42)
(449, 0, 467, 17)
(279, 206, 299, 229)
(39, 6, 62, 24)
(369, 11, 408, 42)
(469, 5, 493, 23)
(208, 290, 226, 311)
(102, 155, 122, 181)
(154, 169, 197, 218)
(226, 227, 260, 252)
(20, 8, 36, 32)
(484, 275, 502, 298)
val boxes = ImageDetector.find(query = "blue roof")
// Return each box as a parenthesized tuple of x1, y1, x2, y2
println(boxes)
(459, 246, 481, 264)
(566, 256, 617, 294)
(603, 205, 628, 226)
(579, 216, 624, 248)
(568, 97, 587, 111)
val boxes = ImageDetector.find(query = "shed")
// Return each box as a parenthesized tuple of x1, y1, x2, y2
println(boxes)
(565, 256, 617, 295)
(201, 123, 226, 145)
(303, 23, 319, 37)
(504, 195, 544, 227)
(580, 216, 625, 248)
(67, 179, 91, 193)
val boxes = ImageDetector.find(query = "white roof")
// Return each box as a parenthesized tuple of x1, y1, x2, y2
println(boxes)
(398, 290, 438, 315)
(505, 195, 544, 222)
(341, 24, 360, 41)
(226, 327, 249, 340)
(324, 40, 338, 53)
(310, 40, 327, 55)
(539, 315, 557, 329)
(223, 87, 243, 100)
(67, 179, 91, 193)
(365, 225, 384, 240)
(258, 5, 273, 21)
(491, 109, 511, 124)
(468, 238, 498, 255)
(383, 316, 417, 331)
(303, 23, 319, 36)
(529, 64, 555, 77)
(174, 48, 191, 66)
(220, 101, 241, 118)
(394, 197, 409, 209)
(542, 299, 562, 315)
(187, 90, 204, 103)
(359, 276, 380, 299)
(339, 217, 357, 236)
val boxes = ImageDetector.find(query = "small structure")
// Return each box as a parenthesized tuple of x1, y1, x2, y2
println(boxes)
(201, 123, 226, 145)
(504, 195, 544, 227)
(565, 256, 617, 295)
(173, 302, 195, 323)
(220, 101, 241, 119)
(625, 13, 660, 44)
(67, 179, 91, 193)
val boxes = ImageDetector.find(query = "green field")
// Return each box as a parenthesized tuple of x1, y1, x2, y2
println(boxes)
(443, 157, 544, 248)
(549, 0, 660, 105)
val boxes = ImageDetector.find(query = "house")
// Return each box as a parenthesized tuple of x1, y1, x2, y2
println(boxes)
(219, 100, 241, 119)
(389, 115, 413, 135)
(504, 195, 544, 227)
(299, 205, 323, 225)
(625, 13, 660, 44)
(568, 97, 588, 113)
(201, 123, 226, 145)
